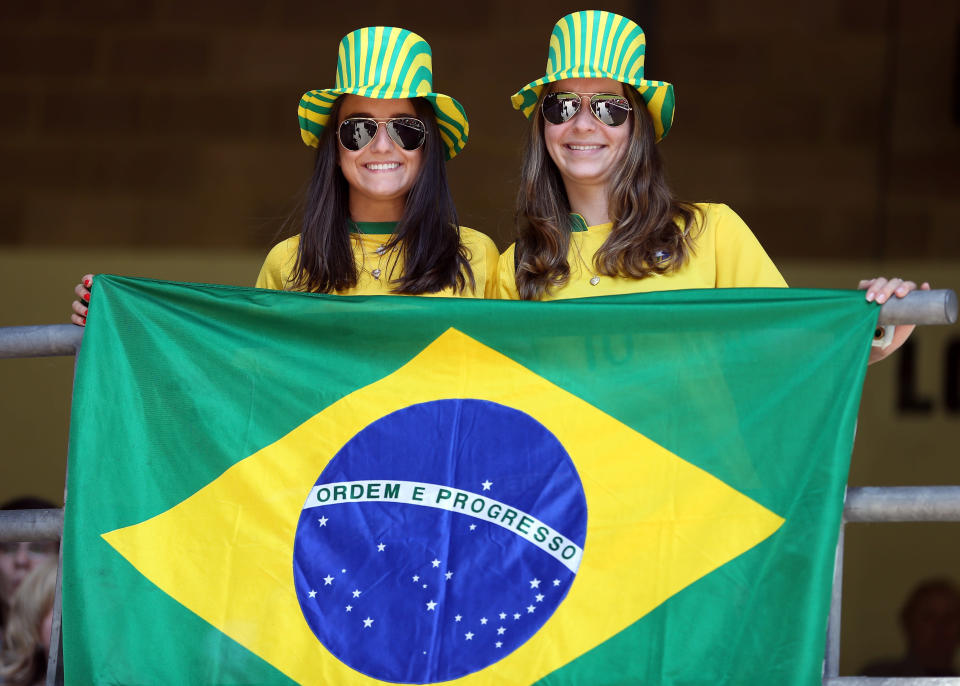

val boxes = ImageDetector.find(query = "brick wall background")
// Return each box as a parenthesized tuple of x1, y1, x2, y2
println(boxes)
(1, 0, 957, 256)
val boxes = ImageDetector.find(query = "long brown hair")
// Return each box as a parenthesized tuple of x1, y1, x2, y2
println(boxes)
(514, 85, 701, 300)
(290, 96, 474, 295)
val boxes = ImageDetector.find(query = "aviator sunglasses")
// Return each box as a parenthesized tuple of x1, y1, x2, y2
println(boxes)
(337, 117, 427, 152)
(541, 92, 632, 127)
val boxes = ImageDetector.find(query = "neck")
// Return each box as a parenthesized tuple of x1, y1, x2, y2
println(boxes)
(349, 191, 406, 222)
(563, 180, 610, 226)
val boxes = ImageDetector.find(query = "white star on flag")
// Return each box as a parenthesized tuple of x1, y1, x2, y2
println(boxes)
(323, 575, 334, 585)
(481, 480, 492, 491)
(412, 575, 419, 582)
(308, 590, 316, 598)
(423, 584, 428, 588)
(465, 632, 474, 640)
(345, 605, 352, 612)
(426, 600, 437, 611)
(530, 578, 541, 589)
(553, 579, 560, 586)
(431, 558, 441, 568)
(497, 627, 505, 635)
(535, 593, 544, 602)
(445, 571, 453, 580)
(499, 612, 507, 619)
(469, 524, 477, 531)
(455, 615, 462, 622)
(363, 617, 374, 628)
(495, 641, 503, 648)
(377, 543, 386, 552)
(480, 617, 488, 625)
(352, 589, 362, 598)
(513, 613, 520, 620)
(527, 605, 535, 613)
(317, 516, 328, 526)
(341, 569, 346, 573)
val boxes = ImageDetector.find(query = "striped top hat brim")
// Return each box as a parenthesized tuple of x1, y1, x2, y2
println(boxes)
(298, 26, 469, 160)
(510, 10, 675, 142)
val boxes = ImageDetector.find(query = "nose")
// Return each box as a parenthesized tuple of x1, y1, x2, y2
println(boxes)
(369, 123, 395, 152)
(570, 96, 598, 131)
(13, 542, 31, 567)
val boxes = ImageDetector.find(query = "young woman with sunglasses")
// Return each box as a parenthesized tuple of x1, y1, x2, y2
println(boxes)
(498, 10, 927, 363)
(71, 27, 498, 325)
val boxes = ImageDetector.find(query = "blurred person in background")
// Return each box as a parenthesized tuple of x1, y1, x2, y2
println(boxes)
(0, 497, 58, 646)
(860, 578, 960, 677)
(0, 558, 57, 685)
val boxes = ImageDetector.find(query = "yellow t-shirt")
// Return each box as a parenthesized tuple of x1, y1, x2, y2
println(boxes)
(256, 225, 500, 298)
(497, 203, 786, 300)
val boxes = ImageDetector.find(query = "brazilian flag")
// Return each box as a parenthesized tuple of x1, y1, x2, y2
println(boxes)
(63, 276, 877, 685)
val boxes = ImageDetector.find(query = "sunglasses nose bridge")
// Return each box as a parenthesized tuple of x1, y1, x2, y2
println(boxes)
(570, 97, 600, 128)
(367, 121, 395, 150)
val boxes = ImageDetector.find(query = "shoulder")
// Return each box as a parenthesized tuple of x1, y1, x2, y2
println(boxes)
(686, 202, 755, 244)
(458, 226, 499, 255)
(264, 234, 301, 261)
(689, 203, 787, 288)
(689, 202, 741, 229)
(256, 235, 301, 290)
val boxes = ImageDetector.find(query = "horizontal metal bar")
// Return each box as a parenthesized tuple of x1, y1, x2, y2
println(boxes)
(845, 487, 960, 522)
(0, 509, 63, 541)
(825, 678, 960, 685)
(0, 289, 953, 361)
(877, 289, 958, 326)
(0, 324, 82, 358)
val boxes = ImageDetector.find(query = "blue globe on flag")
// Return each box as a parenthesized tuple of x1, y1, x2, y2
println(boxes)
(293, 398, 588, 683)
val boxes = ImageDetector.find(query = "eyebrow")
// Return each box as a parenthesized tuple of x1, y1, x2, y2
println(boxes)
(342, 112, 415, 119)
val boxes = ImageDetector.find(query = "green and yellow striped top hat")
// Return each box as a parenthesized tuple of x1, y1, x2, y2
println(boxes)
(298, 26, 469, 160)
(511, 10, 675, 142)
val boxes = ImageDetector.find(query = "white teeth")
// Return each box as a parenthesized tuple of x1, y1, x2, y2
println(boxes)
(366, 163, 400, 170)
(568, 144, 602, 151)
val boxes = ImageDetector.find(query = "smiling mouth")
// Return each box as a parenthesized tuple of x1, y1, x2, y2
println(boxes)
(365, 162, 402, 171)
(566, 144, 604, 151)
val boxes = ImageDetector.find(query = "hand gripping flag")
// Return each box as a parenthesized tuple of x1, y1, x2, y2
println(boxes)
(63, 277, 878, 685)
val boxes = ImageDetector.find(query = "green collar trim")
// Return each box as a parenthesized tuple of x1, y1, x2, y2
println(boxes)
(568, 214, 589, 232)
(349, 220, 398, 235)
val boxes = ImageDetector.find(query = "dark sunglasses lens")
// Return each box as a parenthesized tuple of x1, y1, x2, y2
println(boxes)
(542, 93, 581, 125)
(339, 119, 378, 150)
(591, 95, 631, 126)
(386, 118, 426, 150)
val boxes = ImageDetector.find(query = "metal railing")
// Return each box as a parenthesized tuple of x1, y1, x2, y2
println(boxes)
(1, 288, 958, 685)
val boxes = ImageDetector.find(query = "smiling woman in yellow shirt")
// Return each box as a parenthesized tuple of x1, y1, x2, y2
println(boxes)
(254, 25, 498, 299)
(498, 10, 927, 363)
(71, 26, 498, 322)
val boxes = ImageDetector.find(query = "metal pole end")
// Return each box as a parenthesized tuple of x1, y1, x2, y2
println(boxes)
(877, 289, 959, 326)
(944, 288, 958, 325)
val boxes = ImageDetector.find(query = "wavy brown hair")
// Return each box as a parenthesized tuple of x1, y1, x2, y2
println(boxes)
(290, 96, 474, 295)
(514, 85, 701, 300)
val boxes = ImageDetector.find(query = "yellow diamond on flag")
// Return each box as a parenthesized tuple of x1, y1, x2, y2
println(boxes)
(102, 328, 784, 685)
